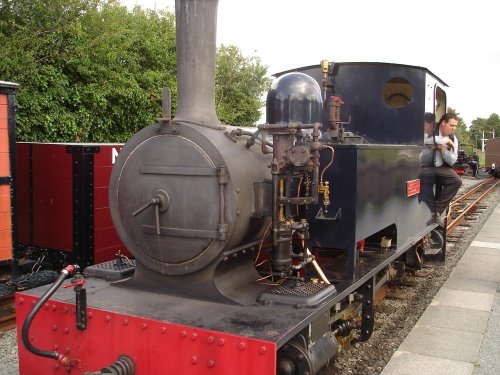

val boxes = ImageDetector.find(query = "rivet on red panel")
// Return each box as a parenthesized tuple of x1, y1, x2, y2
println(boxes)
(122, 319, 128, 326)
(259, 346, 268, 354)
(52, 325, 58, 332)
(19, 298, 24, 304)
(64, 327, 70, 335)
(141, 323, 147, 330)
(207, 359, 215, 368)
(190, 333, 198, 341)
(160, 327, 167, 334)
(180, 330, 188, 338)
(207, 336, 215, 344)
(191, 356, 199, 364)
(105, 315, 111, 323)
(217, 338, 225, 347)
(238, 342, 247, 350)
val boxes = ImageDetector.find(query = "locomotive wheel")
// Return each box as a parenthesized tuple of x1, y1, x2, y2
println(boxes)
(277, 332, 338, 375)
(277, 341, 313, 375)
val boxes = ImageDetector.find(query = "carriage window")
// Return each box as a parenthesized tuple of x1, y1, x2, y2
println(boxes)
(435, 86, 446, 121)
(383, 77, 413, 108)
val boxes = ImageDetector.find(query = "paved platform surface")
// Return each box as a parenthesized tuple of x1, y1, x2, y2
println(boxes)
(381, 201, 500, 375)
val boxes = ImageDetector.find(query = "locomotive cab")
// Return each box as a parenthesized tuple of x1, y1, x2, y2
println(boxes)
(268, 61, 450, 279)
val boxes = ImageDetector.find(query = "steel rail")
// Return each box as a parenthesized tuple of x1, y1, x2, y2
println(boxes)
(447, 178, 492, 222)
(0, 294, 16, 332)
(451, 177, 493, 206)
(447, 178, 500, 233)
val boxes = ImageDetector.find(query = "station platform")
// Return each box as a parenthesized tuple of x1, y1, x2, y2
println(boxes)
(381, 200, 500, 375)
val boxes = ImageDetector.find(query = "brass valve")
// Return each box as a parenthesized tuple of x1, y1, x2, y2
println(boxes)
(318, 181, 330, 209)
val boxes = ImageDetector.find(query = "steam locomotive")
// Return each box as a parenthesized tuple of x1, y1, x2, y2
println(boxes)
(16, 0, 450, 374)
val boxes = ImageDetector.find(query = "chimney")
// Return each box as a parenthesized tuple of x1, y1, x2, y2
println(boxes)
(173, 0, 222, 128)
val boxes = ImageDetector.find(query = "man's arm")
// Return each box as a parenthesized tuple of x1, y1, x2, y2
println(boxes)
(440, 137, 459, 166)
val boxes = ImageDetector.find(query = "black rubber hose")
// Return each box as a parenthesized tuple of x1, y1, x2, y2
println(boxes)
(21, 266, 76, 359)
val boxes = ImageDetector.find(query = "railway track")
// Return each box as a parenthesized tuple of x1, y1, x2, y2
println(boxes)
(447, 177, 500, 235)
(0, 294, 15, 332)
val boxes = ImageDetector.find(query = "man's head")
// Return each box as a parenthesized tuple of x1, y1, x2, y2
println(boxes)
(438, 113, 458, 136)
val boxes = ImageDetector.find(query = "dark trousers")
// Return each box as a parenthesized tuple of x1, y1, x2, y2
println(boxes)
(470, 161, 478, 176)
(419, 166, 462, 215)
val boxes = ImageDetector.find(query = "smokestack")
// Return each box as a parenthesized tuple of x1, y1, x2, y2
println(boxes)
(173, 0, 222, 128)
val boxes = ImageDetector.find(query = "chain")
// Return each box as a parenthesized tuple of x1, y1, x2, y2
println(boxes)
(7, 254, 46, 290)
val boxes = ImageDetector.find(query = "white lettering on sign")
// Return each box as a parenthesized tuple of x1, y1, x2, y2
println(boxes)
(112, 147, 122, 165)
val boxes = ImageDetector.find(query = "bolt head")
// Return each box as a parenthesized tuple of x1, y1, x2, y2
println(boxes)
(238, 342, 247, 350)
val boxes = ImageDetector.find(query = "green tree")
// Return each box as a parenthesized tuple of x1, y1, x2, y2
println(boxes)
(0, 1, 271, 142)
(469, 113, 500, 149)
(0, 0, 177, 142)
(215, 44, 271, 126)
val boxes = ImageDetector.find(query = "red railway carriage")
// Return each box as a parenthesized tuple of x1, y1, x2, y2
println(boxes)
(15, 142, 129, 267)
(0, 81, 18, 265)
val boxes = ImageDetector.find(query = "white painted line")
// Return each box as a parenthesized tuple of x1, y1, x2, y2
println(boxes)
(470, 241, 500, 249)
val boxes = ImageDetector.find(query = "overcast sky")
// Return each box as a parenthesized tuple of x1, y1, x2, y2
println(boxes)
(121, 0, 499, 127)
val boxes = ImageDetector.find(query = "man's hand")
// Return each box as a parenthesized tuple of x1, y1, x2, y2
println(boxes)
(435, 144, 446, 152)
(434, 139, 454, 152)
(445, 138, 455, 151)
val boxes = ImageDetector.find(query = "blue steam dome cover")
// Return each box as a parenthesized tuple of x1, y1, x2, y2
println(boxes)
(266, 72, 323, 125)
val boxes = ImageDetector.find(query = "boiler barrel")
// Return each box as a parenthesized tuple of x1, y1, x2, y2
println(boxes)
(109, 123, 271, 275)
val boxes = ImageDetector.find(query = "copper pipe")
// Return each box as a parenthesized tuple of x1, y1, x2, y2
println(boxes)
(306, 248, 330, 284)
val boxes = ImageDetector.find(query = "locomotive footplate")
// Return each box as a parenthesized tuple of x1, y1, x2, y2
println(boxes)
(17, 277, 339, 346)
(16, 277, 341, 374)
